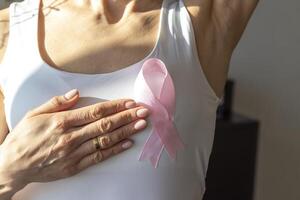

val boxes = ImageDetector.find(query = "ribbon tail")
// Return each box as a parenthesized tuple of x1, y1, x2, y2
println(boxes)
(150, 145, 164, 168)
(139, 129, 164, 168)
(157, 122, 184, 160)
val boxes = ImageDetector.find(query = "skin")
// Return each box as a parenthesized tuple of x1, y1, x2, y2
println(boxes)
(0, 91, 150, 200)
(0, 0, 259, 199)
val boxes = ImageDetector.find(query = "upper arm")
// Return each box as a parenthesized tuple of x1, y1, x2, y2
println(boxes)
(0, 7, 9, 63)
(183, 0, 259, 98)
(212, 0, 259, 50)
(0, 88, 8, 144)
(0, 8, 10, 144)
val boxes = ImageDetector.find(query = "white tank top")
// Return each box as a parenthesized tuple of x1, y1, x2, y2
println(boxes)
(0, 0, 222, 199)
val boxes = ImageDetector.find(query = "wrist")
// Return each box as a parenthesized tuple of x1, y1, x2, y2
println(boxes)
(0, 183, 20, 200)
(0, 176, 27, 200)
(0, 146, 27, 199)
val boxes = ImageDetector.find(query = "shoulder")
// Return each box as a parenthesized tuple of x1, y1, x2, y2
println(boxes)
(0, 8, 9, 63)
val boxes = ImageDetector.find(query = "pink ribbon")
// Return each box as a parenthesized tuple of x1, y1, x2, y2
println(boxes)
(134, 58, 184, 168)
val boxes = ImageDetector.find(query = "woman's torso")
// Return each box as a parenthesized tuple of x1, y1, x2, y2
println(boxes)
(0, 0, 221, 199)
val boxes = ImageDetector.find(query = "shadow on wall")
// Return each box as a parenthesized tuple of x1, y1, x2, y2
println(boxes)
(0, 0, 23, 9)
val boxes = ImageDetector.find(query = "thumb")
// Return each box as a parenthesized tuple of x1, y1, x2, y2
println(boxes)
(26, 89, 80, 118)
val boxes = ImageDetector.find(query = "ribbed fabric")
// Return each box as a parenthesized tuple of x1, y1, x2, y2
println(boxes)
(0, 0, 221, 199)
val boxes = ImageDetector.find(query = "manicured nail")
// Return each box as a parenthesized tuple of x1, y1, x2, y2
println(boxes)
(125, 100, 136, 109)
(64, 89, 78, 100)
(122, 141, 133, 149)
(136, 108, 149, 118)
(134, 119, 147, 130)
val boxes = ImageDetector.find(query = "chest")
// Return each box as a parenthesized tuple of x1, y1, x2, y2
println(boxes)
(38, 0, 216, 74)
(39, 3, 162, 74)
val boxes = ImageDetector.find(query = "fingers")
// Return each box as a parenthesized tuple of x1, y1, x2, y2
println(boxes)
(69, 119, 147, 159)
(26, 89, 79, 118)
(74, 106, 149, 143)
(61, 99, 138, 127)
(96, 119, 147, 149)
(76, 139, 133, 171)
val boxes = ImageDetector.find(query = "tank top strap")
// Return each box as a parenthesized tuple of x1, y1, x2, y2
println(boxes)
(156, 0, 199, 63)
(4, 0, 39, 59)
(0, 0, 40, 91)
(160, 0, 221, 103)
(159, 0, 199, 63)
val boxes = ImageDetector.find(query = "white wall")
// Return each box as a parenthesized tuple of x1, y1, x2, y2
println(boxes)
(229, 0, 300, 200)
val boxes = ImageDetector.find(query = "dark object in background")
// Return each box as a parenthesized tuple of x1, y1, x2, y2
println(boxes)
(204, 79, 259, 200)
(203, 113, 259, 200)
(217, 79, 235, 120)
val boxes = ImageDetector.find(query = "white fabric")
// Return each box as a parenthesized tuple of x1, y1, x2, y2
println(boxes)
(0, 0, 222, 199)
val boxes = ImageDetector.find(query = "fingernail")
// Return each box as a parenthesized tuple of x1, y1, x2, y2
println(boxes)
(122, 141, 133, 149)
(134, 119, 147, 130)
(125, 100, 136, 109)
(64, 89, 78, 100)
(136, 108, 149, 118)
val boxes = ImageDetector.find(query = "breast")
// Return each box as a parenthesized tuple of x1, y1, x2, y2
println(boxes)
(6, 57, 217, 200)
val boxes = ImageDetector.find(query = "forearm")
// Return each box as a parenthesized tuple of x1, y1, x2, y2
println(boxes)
(0, 171, 26, 200)
(0, 182, 20, 200)
(0, 145, 26, 200)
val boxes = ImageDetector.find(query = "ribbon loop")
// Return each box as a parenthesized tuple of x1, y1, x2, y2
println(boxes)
(134, 58, 184, 168)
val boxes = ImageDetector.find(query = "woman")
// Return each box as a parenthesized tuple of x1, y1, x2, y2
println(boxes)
(0, 0, 259, 199)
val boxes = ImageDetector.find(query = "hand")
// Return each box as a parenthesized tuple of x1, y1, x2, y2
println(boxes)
(0, 89, 149, 198)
